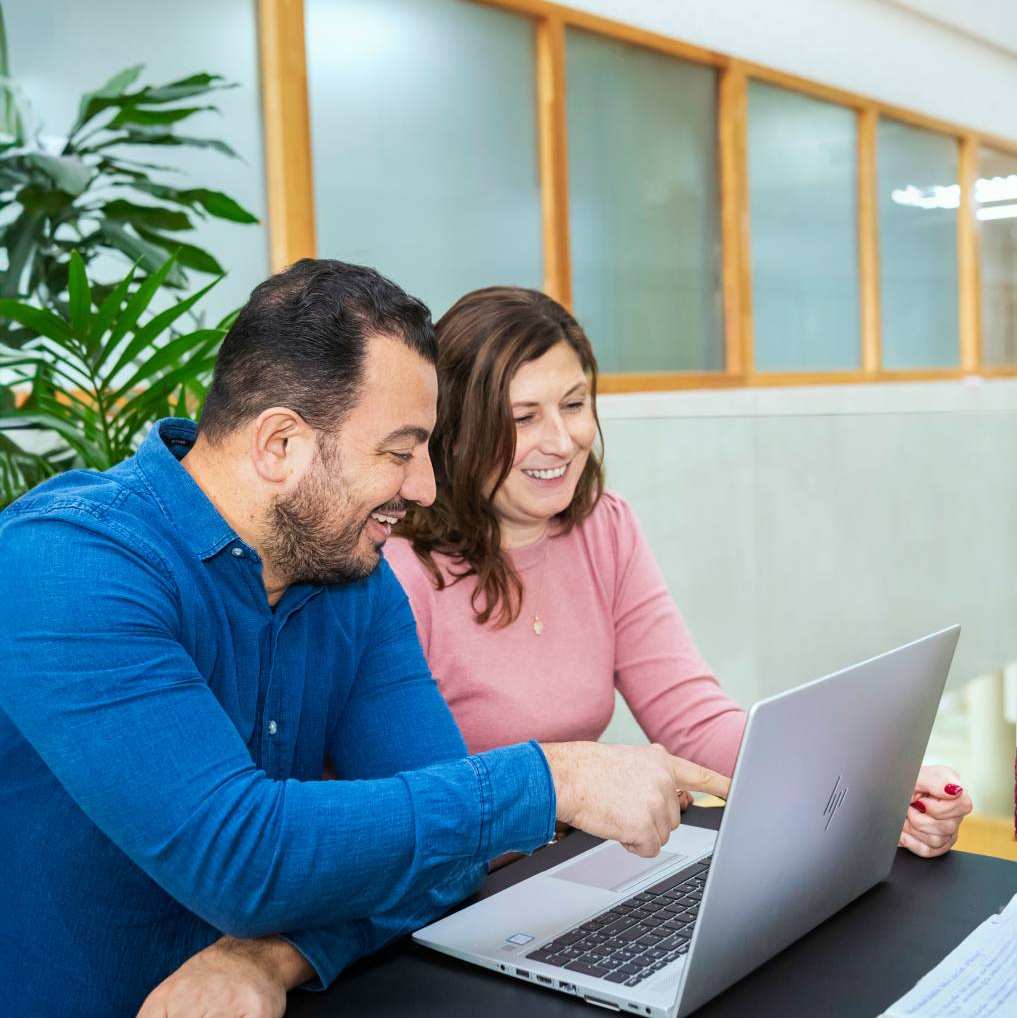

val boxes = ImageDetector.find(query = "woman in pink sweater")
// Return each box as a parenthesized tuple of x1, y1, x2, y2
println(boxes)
(386, 287, 971, 858)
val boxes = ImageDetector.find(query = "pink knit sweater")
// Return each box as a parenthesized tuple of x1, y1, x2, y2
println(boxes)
(385, 491, 747, 776)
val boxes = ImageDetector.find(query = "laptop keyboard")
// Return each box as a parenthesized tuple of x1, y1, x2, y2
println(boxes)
(525, 856, 712, 988)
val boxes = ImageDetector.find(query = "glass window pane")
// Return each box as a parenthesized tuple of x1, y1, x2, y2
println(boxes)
(977, 148, 1017, 366)
(747, 82, 860, 372)
(566, 29, 723, 373)
(877, 119, 959, 369)
(305, 0, 542, 319)
(4, 0, 268, 321)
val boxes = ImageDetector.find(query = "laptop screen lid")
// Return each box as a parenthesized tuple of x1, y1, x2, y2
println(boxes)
(671, 625, 959, 1017)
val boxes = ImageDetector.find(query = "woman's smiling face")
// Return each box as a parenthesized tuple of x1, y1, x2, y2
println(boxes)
(489, 341, 598, 546)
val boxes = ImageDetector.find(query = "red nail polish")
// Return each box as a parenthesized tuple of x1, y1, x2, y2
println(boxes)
(912, 799, 927, 813)
(944, 784, 962, 796)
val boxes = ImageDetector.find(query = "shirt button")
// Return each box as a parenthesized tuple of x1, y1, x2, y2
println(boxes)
(231, 546, 244, 558)
(267, 720, 278, 736)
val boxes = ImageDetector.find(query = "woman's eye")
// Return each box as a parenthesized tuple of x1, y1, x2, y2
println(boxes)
(564, 400, 586, 411)
(514, 415, 534, 425)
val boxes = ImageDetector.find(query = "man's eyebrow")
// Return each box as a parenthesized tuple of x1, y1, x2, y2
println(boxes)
(379, 425, 430, 445)
(511, 380, 588, 408)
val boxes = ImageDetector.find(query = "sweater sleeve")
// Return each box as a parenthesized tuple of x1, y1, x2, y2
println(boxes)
(604, 494, 747, 776)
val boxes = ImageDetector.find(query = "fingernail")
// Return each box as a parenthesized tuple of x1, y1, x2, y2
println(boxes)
(944, 784, 962, 796)
(912, 799, 927, 813)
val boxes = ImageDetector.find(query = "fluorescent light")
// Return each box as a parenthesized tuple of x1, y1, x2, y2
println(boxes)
(891, 184, 959, 210)
(890, 175, 1017, 211)
(976, 175, 1017, 204)
(976, 203, 1017, 221)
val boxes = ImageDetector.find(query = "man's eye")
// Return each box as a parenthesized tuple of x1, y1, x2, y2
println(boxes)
(389, 451, 413, 463)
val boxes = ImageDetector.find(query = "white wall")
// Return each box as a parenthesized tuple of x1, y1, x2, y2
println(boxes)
(601, 382, 1017, 707)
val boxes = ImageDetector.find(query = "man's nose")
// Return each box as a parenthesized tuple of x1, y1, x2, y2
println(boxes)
(402, 450, 437, 508)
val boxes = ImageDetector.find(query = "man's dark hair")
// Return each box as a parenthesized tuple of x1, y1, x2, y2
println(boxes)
(197, 259, 436, 443)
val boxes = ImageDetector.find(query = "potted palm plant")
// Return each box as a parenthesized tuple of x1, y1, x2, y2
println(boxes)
(0, 9, 258, 505)
(0, 250, 228, 507)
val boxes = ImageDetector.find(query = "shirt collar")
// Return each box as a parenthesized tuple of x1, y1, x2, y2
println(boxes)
(134, 418, 241, 561)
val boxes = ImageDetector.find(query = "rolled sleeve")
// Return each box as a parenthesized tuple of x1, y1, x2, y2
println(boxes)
(471, 741, 557, 860)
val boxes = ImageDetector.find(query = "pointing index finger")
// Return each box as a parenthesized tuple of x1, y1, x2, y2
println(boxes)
(669, 756, 731, 800)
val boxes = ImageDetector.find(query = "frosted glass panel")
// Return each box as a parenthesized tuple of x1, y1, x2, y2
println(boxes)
(566, 30, 723, 373)
(3, 0, 268, 321)
(305, 0, 541, 320)
(978, 148, 1017, 366)
(877, 119, 959, 368)
(747, 82, 860, 372)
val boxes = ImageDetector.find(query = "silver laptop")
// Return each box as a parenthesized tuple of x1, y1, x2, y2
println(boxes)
(414, 626, 960, 1017)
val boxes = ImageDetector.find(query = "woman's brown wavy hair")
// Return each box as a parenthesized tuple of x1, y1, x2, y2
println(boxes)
(397, 286, 605, 627)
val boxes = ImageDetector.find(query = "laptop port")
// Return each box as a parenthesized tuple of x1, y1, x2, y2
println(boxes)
(559, 982, 576, 994)
(515, 968, 529, 978)
(536, 974, 553, 986)
(584, 996, 621, 1011)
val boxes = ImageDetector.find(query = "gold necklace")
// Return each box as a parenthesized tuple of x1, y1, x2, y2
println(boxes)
(529, 534, 552, 636)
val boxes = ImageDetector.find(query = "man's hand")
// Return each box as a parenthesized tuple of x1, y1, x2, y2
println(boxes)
(898, 764, 973, 859)
(541, 742, 730, 858)
(137, 936, 312, 1018)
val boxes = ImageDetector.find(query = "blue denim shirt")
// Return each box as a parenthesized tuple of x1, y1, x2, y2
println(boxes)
(0, 418, 555, 1018)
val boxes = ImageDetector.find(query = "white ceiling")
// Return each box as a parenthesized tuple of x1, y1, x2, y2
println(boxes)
(884, 0, 1017, 57)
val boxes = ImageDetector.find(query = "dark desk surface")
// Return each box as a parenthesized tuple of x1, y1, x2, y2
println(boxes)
(288, 806, 1016, 1018)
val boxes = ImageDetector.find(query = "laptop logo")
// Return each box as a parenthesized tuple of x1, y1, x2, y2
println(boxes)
(823, 776, 848, 831)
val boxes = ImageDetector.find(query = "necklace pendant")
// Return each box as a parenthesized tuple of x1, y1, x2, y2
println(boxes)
(532, 615, 544, 636)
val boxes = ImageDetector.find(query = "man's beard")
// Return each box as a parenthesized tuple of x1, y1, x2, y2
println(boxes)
(263, 442, 381, 587)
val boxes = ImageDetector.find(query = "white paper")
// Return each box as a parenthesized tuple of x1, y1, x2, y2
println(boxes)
(881, 892, 1017, 1018)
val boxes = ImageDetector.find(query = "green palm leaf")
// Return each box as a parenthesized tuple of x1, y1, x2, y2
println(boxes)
(0, 300, 72, 343)
(67, 252, 92, 342)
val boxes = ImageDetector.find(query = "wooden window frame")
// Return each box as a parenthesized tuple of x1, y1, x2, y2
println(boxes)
(257, 0, 1017, 393)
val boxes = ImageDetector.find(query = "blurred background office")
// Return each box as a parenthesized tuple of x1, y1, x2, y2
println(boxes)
(4, 0, 1016, 856)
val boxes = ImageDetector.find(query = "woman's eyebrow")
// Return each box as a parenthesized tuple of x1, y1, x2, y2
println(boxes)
(511, 381, 588, 408)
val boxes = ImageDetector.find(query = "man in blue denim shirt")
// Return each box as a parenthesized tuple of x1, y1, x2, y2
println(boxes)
(0, 260, 727, 1017)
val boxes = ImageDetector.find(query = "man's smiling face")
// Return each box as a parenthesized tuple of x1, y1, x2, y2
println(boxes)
(266, 333, 438, 585)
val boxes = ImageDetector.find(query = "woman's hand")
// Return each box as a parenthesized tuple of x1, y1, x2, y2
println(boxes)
(898, 764, 973, 858)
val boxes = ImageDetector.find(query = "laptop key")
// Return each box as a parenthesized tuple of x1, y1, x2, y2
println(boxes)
(526, 948, 556, 961)
(564, 959, 612, 977)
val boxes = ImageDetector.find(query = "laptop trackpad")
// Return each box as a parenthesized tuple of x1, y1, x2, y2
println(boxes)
(552, 842, 684, 894)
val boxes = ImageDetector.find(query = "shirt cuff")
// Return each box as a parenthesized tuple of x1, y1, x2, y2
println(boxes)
(280, 925, 363, 992)
(470, 740, 557, 861)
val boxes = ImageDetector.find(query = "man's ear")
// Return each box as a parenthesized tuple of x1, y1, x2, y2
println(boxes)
(250, 408, 315, 487)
